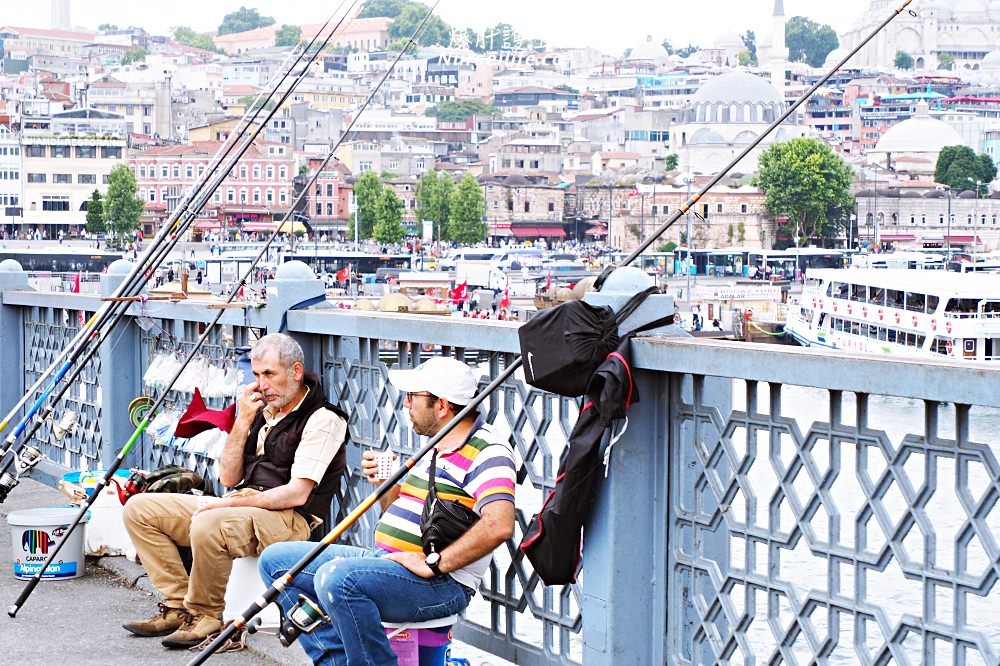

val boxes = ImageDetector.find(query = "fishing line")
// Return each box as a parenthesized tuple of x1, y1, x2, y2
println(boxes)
(8, 0, 438, 619)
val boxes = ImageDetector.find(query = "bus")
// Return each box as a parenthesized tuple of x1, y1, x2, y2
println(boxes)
(0, 248, 124, 272)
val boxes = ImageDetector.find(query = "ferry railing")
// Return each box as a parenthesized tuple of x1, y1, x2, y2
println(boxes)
(3, 262, 1000, 664)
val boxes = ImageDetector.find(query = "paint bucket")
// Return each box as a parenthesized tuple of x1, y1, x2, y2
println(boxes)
(385, 624, 453, 666)
(7, 506, 90, 580)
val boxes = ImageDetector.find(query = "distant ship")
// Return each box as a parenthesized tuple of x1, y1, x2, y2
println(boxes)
(785, 269, 1000, 362)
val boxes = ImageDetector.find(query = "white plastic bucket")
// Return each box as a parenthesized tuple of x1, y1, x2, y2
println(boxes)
(7, 506, 89, 580)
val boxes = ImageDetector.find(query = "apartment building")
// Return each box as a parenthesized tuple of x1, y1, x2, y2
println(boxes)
(20, 109, 127, 236)
(0, 119, 22, 232)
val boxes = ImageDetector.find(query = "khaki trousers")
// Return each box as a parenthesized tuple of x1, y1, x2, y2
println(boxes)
(122, 489, 311, 617)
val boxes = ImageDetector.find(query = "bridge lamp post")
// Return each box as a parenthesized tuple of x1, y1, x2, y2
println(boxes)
(968, 177, 982, 254)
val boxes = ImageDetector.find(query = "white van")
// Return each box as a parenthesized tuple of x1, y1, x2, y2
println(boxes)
(439, 248, 499, 271)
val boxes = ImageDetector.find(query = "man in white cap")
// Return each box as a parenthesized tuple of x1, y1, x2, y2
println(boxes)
(258, 357, 516, 665)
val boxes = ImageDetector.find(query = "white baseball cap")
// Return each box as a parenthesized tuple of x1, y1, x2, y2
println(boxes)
(388, 357, 479, 405)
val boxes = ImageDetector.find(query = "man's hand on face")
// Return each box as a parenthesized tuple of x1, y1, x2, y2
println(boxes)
(237, 381, 266, 425)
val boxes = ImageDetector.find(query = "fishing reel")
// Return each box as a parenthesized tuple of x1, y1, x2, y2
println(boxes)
(0, 446, 43, 504)
(249, 594, 329, 648)
(51, 410, 78, 441)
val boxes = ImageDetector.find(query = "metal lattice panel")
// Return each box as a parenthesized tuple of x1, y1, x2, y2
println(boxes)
(22, 309, 103, 471)
(670, 376, 1000, 666)
(321, 337, 584, 664)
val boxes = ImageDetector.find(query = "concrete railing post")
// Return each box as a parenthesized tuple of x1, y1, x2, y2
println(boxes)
(0, 260, 29, 421)
(98, 259, 143, 468)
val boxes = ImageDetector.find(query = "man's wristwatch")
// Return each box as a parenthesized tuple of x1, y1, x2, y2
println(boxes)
(425, 551, 443, 576)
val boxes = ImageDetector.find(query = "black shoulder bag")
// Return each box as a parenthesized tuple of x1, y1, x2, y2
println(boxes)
(420, 449, 480, 555)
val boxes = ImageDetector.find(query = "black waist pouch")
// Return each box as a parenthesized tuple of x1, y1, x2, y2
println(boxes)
(420, 450, 480, 555)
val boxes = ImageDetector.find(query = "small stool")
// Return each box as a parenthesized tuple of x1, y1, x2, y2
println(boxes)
(382, 614, 459, 666)
(223, 556, 280, 629)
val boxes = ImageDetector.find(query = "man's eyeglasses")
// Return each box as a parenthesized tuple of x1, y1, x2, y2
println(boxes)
(405, 391, 433, 401)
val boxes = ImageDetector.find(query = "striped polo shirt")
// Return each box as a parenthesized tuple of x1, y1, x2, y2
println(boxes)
(374, 421, 515, 589)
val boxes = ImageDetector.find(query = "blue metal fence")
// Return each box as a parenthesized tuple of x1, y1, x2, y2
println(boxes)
(2, 263, 1000, 665)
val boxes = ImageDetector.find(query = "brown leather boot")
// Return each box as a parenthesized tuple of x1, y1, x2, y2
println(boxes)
(122, 603, 192, 637)
(161, 613, 224, 649)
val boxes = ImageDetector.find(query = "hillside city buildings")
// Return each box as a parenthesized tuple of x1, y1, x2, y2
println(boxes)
(3, 0, 1000, 252)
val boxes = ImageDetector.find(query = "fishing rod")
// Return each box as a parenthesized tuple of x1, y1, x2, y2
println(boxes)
(0, 1, 359, 478)
(188, 357, 520, 666)
(602, 0, 918, 282)
(189, 2, 919, 661)
(7, 0, 438, 617)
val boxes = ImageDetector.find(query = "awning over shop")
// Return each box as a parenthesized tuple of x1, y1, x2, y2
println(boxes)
(945, 235, 981, 243)
(879, 234, 915, 241)
(512, 226, 566, 238)
(193, 221, 222, 231)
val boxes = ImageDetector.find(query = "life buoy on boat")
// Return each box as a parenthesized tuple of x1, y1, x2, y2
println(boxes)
(878, 308, 884, 321)
(945, 340, 953, 355)
(931, 318, 937, 331)
(420, 342, 434, 353)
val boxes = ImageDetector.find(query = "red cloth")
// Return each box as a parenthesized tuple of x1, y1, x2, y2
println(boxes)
(450, 281, 468, 302)
(336, 265, 351, 282)
(500, 288, 510, 310)
(174, 387, 237, 438)
(70, 272, 81, 293)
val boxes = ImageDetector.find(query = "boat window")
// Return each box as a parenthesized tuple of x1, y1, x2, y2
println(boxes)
(926, 295, 939, 312)
(831, 282, 848, 299)
(868, 324, 879, 339)
(931, 337, 949, 355)
(887, 289, 904, 308)
(965, 339, 976, 353)
(860, 323, 869, 337)
(878, 327, 888, 341)
(834, 317, 845, 332)
(850, 284, 866, 302)
(851, 321, 860, 335)
(945, 298, 979, 315)
(868, 287, 885, 305)
(904, 292, 926, 312)
(916, 334, 926, 348)
(887, 329, 898, 343)
(818, 313, 827, 328)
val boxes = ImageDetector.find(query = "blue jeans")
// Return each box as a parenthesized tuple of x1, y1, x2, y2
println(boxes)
(258, 542, 475, 666)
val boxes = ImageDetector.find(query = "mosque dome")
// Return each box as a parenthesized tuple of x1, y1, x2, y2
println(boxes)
(874, 102, 964, 154)
(626, 35, 669, 63)
(823, 48, 850, 68)
(982, 49, 1000, 67)
(693, 71, 784, 106)
(714, 31, 744, 49)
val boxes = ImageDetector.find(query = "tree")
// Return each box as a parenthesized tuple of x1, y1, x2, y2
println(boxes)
(103, 165, 145, 243)
(447, 172, 486, 244)
(173, 26, 221, 53)
(416, 171, 454, 241)
(388, 4, 451, 47)
(85, 190, 106, 235)
(98, 23, 118, 32)
(373, 189, 405, 244)
(275, 24, 302, 47)
(938, 53, 955, 70)
(358, 0, 408, 18)
(350, 171, 383, 240)
(217, 6, 276, 35)
(785, 16, 839, 68)
(741, 30, 758, 65)
(753, 137, 854, 247)
(935, 145, 996, 190)
(424, 100, 499, 123)
(236, 94, 276, 112)
(664, 154, 679, 171)
(120, 48, 149, 65)
(894, 50, 914, 70)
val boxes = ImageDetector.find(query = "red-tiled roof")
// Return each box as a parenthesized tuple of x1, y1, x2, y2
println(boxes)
(0, 25, 96, 41)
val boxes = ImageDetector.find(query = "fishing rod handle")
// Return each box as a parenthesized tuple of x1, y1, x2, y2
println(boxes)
(7, 575, 38, 618)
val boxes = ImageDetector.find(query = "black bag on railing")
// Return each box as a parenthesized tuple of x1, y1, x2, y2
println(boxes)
(518, 286, 662, 397)
(420, 450, 480, 555)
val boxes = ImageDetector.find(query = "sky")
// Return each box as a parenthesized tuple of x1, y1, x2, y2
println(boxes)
(1, 0, 875, 56)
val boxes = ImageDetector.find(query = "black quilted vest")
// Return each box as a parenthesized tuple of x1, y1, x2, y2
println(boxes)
(241, 372, 348, 521)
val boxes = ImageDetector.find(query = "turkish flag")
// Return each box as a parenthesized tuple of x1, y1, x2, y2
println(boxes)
(500, 288, 509, 310)
(336, 265, 351, 282)
(70, 272, 81, 293)
(628, 188, 639, 197)
(545, 271, 551, 290)
(451, 280, 468, 302)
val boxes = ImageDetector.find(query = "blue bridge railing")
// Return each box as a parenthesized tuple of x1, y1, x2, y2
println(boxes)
(2, 260, 999, 665)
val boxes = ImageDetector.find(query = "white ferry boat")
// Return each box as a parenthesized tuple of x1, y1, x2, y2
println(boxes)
(785, 269, 1000, 361)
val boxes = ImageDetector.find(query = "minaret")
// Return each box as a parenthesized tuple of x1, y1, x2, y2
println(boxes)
(51, 0, 71, 31)
(769, 0, 789, 91)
